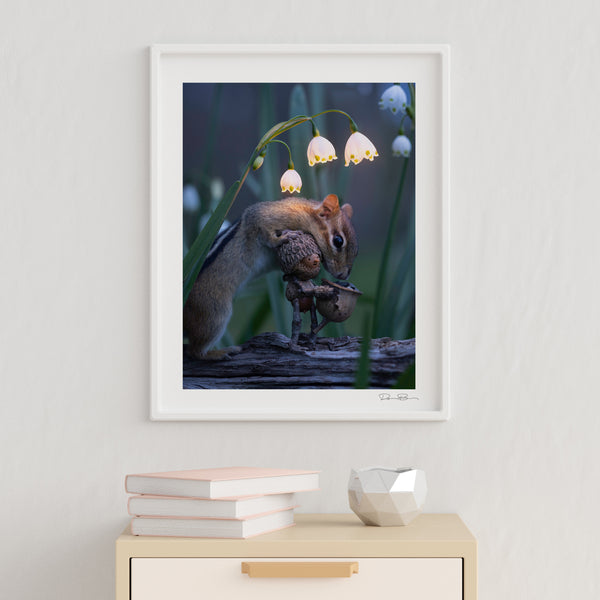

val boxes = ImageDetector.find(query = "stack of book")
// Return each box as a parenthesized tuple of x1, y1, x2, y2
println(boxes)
(125, 466, 319, 539)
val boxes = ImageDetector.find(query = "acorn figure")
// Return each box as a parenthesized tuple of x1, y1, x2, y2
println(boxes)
(276, 230, 335, 348)
(276, 229, 322, 281)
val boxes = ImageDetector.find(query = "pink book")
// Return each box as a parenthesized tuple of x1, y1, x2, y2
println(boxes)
(125, 467, 320, 499)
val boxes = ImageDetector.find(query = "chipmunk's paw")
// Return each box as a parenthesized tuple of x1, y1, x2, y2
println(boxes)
(221, 345, 242, 360)
(188, 346, 242, 361)
(276, 229, 302, 244)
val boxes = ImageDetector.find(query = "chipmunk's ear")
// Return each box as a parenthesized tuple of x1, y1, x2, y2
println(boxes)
(341, 204, 353, 219)
(318, 194, 340, 218)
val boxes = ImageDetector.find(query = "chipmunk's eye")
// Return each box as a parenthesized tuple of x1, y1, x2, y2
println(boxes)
(332, 234, 344, 249)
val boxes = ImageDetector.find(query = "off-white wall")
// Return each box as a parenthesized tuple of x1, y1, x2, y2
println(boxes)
(1, 1, 599, 598)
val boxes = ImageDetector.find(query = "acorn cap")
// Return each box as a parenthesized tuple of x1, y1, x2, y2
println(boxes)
(276, 231, 322, 275)
(316, 279, 363, 322)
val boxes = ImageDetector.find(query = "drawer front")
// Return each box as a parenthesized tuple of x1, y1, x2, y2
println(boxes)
(131, 557, 462, 600)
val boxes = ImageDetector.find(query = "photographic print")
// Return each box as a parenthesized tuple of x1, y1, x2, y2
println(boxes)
(151, 45, 448, 420)
(183, 81, 415, 386)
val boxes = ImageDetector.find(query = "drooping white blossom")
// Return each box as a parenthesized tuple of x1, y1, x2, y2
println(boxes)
(306, 135, 337, 166)
(378, 84, 408, 115)
(391, 134, 412, 158)
(280, 168, 302, 193)
(183, 184, 200, 212)
(344, 131, 379, 166)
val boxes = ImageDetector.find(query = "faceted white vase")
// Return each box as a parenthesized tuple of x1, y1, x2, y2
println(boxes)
(348, 467, 427, 526)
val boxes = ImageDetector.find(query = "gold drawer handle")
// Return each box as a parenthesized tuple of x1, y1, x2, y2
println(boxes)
(241, 561, 359, 578)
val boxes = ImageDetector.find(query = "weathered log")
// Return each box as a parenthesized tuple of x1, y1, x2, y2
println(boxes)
(183, 332, 415, 389)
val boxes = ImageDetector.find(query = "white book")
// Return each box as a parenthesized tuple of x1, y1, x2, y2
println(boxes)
(127, 493, 296, 519)
(125, 467, 319, 499)
(130, 508, 295, 539)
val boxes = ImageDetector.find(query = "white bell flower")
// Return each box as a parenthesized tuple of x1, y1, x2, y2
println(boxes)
(183, 184, 200, 212)
(378, 84, 408, 115)
(391, 135, 412, 158)
(210, 178, 225, 201)
(344, 131, 379, 166)
(306, 135, 338, 166)
(280, 168, 302, 193)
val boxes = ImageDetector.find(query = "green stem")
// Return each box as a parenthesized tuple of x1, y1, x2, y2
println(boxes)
(407, 83, 416, 123)
(198, 83, 223, 203)
(311, 108, 358, 132)
(354, 312, 373, 389)
(372, 158, 410, 337)
(257, 109, 359, 150)
(266, 138, 294, 167)
(397, 113, 410, 135)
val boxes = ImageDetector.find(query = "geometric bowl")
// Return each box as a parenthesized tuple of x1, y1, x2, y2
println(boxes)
(348, 466, 427, 526)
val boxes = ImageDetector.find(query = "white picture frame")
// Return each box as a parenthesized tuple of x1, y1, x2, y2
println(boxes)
(151, 44, 449, 421)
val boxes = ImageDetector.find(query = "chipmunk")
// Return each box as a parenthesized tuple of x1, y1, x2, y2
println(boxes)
(183, 193, 358, 359)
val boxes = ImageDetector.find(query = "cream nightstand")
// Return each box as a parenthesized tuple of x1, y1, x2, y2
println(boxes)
(116, 513, 477, 600)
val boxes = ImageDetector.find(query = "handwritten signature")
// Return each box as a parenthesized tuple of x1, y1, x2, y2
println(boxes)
(378, 392, 419, 402)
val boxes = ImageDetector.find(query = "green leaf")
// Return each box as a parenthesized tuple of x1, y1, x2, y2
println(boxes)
(257, 115, 310, 149)
(257, 120, 288, 148)
(182, 178, 241, 305)
(354, 313, 372, 389)
(266, 272, 291, 337)
(198, 83, 223, 202)
(379, 159, 415, 340)
(393, 360, 415, 389)
(289, 85, 317, 199)
(257, 84, 292, 337)
(239, 292, 271, 341)
(380, 235, 415, 340)
(333, 164, 351, 203)
(372, 158, 410, 338)
(308, 84, 330, 198)
(309, 83, 325, 117)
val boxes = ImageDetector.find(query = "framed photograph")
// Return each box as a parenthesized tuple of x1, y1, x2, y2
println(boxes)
(151, 44, 449, 421)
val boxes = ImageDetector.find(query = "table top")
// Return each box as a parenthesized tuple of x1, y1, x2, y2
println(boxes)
(116, 513, 476, 558)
